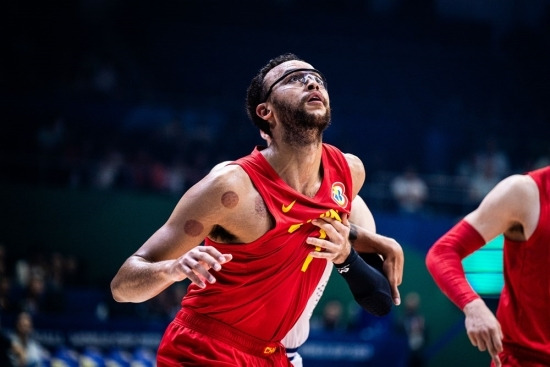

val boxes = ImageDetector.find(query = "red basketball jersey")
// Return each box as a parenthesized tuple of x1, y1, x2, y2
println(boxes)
(181, 143, 353, 341)
(498, 166, 550, 360)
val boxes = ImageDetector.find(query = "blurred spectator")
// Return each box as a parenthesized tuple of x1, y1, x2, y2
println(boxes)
(16, 271, 47, 316)
(399, 292, 427, 367)
(0, 275, 16, 314)
(14, 266, 64, 316)
(92, 147, 125, 190)
(165, 159, 188, 196)
(467, 159, 501, 207)
(320, 299, 345, 332)
(10, 311, 49, 367)
(473, 137, 510, 180)
(62, 254, 87, 287)
(0, 246, 16, 313)
(390, 166, 429, 214)
(1, 316, 23, 367)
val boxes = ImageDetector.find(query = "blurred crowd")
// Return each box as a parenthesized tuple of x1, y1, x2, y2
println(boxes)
(4, 106, 549, 220)
(0, 242, 176, 366)
(0, 243, 186, 324)
(3, 0, 549, 219)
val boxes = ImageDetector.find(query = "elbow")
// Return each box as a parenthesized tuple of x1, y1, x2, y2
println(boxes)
(373, 295, 393, 317)
(110, 277, 127, 303)
(357, 292, 393, 317)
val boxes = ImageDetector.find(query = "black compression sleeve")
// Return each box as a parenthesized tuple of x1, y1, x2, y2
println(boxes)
(334, 248, 393, 316)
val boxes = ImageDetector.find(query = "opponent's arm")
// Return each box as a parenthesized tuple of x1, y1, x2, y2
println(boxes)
(110, 167, 241, 303)
(426, 174, 537, 308)
(425, 174, 537, 367)
(349, 195, 403, 306)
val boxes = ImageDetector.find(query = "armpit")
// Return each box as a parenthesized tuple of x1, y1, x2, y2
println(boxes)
(504, 222, 526, 242)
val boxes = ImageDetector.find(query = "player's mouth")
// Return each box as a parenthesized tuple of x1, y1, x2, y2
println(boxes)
(307, 92, 324, 104)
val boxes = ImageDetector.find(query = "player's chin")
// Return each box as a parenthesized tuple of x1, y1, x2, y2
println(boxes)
(305, 103, 328, 113)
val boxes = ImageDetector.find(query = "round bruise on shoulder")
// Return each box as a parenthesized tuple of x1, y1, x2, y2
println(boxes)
(184, 219, 204, 237)
(221, 191, 239, 209)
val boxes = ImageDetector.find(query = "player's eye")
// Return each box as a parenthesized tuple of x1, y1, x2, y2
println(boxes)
(287, 74, 303, 84)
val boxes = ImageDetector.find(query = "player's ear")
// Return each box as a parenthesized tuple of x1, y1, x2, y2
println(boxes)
(256, 103, 271, 120)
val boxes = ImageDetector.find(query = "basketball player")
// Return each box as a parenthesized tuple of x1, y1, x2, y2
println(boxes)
(426, 166, 550, 366)
(212, 131, 403, 367)
(111, 53, 394, 366)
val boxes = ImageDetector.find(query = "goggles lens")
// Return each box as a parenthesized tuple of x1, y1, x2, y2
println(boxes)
(263, 68, 327, 101)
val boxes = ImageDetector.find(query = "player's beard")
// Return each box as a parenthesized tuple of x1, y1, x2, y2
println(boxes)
(273, 97, 331, 147)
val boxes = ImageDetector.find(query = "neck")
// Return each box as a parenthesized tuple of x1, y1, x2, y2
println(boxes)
(262, 142, 323, 197)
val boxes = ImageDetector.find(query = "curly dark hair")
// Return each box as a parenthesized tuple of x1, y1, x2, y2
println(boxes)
(245, 53, 303, 137)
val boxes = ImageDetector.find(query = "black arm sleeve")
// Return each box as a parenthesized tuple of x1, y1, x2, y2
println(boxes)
(334, 248, 393, 316)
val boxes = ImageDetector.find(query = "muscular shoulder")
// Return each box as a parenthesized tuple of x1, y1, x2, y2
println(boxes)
(344, 153, 365, 198)
(171, 163, 255, 227)
(482, 174, 538, 213)
(202, 163, 256, 205)
(466, 173, 539, 240)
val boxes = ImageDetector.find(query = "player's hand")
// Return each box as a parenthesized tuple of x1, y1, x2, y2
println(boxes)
(306, 213, 352, 264)
(378, 236, 403, 306)
(463, 298, 503, 367)
(170, 246, 232, 288)
(349, 227, 403, 306)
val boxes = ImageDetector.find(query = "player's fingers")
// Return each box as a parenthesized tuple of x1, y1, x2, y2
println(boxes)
(185, 258, 217, 284)
(199, 246, 230, 266)
(306, 236, 335, 253)
(185, 270, 207, 288)
(341, 213, 350, 226)
(308, 250, 334, 260)
(221, 254, 233, 264)
(477, 335, 490, 352)
(311, 218, 348, 242)
(197, 248, 234, 272)
(314, 214, 349, 231)
(466, 331, 479, 349)
(174, 258, 208, 287)
(486, 331, 503, 366)
(188, 254, 232, 287)
(391, 284, 401, 306)
(487, 345, 500, 367)
(489, 326, 504, 359)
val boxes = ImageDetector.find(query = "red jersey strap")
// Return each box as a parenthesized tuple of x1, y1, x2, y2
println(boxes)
(426, 220, 485, 309)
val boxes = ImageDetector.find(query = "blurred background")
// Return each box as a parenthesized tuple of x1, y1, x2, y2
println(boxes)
(1, 0, 549, 366)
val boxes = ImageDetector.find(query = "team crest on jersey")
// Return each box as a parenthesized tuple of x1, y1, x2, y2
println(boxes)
(331, 182, 349, 208)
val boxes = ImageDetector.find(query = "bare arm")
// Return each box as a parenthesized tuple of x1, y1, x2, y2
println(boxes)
(110, 165, 250, 303)
(464, 173, 539, 242)
(426, 173, 539, 367)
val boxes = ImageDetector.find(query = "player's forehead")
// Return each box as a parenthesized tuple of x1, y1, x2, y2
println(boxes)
(265, 60, 315, 85)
